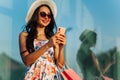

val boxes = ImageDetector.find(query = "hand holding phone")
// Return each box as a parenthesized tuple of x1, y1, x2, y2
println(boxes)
(58, 27, 66, 34)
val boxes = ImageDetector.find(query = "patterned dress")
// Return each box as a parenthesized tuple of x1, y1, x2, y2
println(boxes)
(24, 39, 61, 80)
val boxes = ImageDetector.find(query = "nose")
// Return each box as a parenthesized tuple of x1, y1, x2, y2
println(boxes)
(45, 16, 48, 19)
(45, 15, 49, 19)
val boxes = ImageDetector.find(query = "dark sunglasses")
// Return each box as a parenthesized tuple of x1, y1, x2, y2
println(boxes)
(39, 12, 52, 18)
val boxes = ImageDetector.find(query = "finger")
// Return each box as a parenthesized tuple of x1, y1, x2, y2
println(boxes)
(59, 34, 66, 37)
(56, 39, 66, 45)
(55, 33, 66, 38)
(56, 35, 66, 40)
(56, 38, 65, 43)
(58, 37, 66, 43)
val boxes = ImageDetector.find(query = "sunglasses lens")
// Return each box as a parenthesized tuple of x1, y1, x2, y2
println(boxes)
(40, 12, 46, 17)
(40, 12, 51, 18)
(47, 14, 51, 18)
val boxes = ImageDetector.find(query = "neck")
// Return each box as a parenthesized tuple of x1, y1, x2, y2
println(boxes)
(37, 27, 45, 36)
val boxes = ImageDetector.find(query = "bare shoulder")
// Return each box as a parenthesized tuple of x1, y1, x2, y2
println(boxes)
(19, 32, 28, 38)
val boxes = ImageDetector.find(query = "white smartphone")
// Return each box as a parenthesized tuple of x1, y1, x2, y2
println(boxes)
(58, 27, 66, 34)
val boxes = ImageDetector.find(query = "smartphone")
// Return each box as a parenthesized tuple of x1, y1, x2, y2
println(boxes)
(58, 27, 66, 34)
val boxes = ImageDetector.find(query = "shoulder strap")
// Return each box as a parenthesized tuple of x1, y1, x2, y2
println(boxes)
(91, 52, 102, 75)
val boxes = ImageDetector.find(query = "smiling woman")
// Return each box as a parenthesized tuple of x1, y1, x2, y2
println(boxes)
(19, 0, 66, 79)
(0, 0, 119, 80)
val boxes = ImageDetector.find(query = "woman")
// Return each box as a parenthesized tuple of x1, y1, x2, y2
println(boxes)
(19, 0, 66, 79)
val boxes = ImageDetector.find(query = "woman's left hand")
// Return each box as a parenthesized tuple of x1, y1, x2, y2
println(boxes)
(56, 33, 66, 49)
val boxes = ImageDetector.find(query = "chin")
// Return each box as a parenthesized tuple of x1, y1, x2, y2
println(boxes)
(42, 23, 50, 26)
(43, 24, 49, 27)
(39, 23, 49, 27)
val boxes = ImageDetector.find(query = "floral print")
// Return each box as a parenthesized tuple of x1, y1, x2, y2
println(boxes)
(24, 39, 61, 80)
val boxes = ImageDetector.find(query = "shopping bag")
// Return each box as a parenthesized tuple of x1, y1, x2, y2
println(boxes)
(60, 64, 82, 80)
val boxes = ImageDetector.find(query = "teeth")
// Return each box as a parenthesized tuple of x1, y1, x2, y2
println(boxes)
(43, 20, 48, 23)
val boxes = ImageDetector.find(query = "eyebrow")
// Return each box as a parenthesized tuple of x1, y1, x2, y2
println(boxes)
(39, 11, 51, 14)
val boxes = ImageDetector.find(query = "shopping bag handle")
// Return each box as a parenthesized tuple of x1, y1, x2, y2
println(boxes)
(57, 62, 70, 69)
(64, 63, 70, 69)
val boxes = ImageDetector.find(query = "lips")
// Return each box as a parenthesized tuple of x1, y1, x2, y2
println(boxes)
(42, 20, 49, 24)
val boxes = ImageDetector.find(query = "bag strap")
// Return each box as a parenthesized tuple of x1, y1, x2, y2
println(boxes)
(64, 63, 70, 69)
(57, 62, 70, 73)
(91, 52, 101, 73)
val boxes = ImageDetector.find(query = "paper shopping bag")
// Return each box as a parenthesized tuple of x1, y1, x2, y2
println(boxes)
(61, 68, 82, 80)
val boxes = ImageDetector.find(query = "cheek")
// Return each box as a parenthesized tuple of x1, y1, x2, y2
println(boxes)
(48, 19, 51, 24)
(38, 17, 43, 23)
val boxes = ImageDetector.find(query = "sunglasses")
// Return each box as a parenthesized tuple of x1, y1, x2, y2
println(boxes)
(39, 12, 52, 18)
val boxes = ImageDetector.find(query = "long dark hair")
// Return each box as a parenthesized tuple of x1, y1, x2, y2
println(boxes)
(24, 4, 57, 53)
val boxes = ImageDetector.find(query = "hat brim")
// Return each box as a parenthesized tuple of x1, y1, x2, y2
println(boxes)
(26, 0, 57, 23)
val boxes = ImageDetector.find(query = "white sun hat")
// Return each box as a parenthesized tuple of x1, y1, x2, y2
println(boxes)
(26, 0, 57, 23)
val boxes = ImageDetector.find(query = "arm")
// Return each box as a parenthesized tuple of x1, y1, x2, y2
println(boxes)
(19, 32, 57, 66)
(55, 34, 66, 68)
(58, 47, 65, 68)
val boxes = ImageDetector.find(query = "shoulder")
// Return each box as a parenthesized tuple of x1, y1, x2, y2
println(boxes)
(19, 32, 28, 37)
(19, 32, 28, 40)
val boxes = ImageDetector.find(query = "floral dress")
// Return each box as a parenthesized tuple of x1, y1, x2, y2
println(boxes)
(24, 39, 61, 80)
